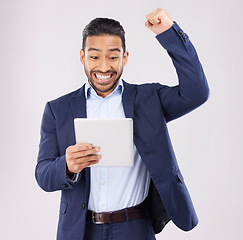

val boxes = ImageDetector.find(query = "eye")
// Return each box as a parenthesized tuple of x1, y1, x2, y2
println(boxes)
(110, 56, 118, 60)
(90, 56, 98, 60)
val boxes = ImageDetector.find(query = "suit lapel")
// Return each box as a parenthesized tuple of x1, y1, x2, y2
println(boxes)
(70, 81, 136, 119)
(122, 80, 136, 119)
(70, 84, 87, 119)
(69, 85, 90, 181)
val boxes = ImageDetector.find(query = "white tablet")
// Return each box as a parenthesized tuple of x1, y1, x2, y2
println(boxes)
(74, 118, 133, 167)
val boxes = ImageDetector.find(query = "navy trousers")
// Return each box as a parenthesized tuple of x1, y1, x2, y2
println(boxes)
(83, 216, 156, 240)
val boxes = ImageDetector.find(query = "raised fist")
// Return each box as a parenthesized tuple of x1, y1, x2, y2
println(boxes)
(145, 8, 174, 35)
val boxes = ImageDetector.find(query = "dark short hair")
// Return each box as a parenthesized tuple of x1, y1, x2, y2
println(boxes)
(82, 18, 126, 52)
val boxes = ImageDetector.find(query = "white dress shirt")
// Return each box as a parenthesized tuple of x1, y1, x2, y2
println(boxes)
(85, 79, 151, 212)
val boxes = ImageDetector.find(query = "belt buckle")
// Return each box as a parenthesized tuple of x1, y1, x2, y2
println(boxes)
(92, 212, 104, 224)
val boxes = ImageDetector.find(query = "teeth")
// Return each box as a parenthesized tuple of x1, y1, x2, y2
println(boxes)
(95, 74, 112, 80)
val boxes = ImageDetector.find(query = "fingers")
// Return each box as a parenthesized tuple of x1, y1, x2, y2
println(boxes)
(66, 143, 101, 173)
(79, 159, 100, 170)
(145, 8, 173, 35)
(68, 143, 92, 153)
(73, 153, 101, 164)
(67, 154, 101, 173)
(71, 146, 100, 159)
(146, 8, 162, 25)
(145, 20, 153, 29)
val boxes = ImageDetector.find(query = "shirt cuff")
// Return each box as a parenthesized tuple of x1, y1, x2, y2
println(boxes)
(67, 172, 80, 183)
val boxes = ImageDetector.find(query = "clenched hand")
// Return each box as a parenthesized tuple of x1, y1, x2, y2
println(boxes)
(145, 8, 174, 35)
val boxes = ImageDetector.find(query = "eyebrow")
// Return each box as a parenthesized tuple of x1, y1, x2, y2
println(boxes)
(109, 48, 121, 52)
(87, 48, 121, 52)
(88, 48, 100, 52)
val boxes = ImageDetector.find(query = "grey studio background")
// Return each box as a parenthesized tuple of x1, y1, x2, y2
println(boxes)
(0, 0, 242, 239)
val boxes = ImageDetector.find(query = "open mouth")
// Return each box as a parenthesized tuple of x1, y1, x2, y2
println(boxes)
(92, 72, 116, 84)
(95, 73, 113, 80)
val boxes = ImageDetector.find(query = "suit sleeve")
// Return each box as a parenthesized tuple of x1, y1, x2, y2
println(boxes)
(155, 22, 210, 122)
(35, 102, 77, 192)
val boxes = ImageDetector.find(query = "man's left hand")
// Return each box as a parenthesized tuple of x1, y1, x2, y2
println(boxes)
(145, 8, 174, 35)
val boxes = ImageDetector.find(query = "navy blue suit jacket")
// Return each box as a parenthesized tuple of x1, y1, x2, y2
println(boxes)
(36, 23, 209, 240)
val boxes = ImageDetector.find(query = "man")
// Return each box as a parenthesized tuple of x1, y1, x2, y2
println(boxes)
(36, 8, 209, 240)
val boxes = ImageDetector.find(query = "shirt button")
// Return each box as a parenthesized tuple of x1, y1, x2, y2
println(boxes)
(62, 184, 68, 188)
(82, 203, 86, 209)
(101, 181, 106, 185)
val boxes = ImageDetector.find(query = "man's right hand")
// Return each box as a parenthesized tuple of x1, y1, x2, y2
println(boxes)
(66, 144, 101, 173)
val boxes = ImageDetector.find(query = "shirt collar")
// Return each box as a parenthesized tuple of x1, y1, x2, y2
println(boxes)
(84, 79, 124, 99)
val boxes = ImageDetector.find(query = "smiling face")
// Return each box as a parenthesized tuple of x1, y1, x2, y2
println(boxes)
(80, 35, 129, 98)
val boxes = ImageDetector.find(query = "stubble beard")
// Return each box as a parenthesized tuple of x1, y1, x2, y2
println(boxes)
(85, 68, 123, 95)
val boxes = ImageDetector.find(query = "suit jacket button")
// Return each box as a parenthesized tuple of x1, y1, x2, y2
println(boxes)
(62, 184, 68, 188)
(82, 203, 86, 209)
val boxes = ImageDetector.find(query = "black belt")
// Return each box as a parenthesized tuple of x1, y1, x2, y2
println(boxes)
(86, 202, 146, 224)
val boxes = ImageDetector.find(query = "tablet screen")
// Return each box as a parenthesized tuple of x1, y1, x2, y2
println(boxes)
(74, 118, 133, 167)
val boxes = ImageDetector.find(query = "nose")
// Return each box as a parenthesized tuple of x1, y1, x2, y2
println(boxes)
(97, 58, 111, 72)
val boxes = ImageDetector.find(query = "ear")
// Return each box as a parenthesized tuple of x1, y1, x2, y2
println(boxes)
(123, 50, 129, 66)
(80, 49, 85, 65)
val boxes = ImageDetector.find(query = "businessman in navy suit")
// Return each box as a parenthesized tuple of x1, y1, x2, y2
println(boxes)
(36, 8, 209, 240)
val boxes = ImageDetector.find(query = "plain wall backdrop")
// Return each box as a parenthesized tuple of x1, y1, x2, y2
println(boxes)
(0, 0, 242, 239)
